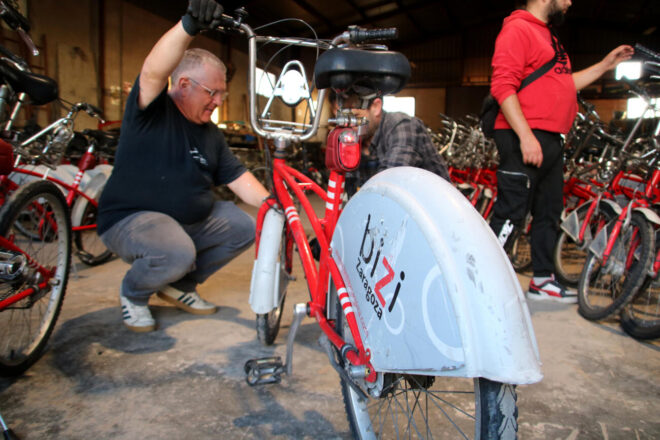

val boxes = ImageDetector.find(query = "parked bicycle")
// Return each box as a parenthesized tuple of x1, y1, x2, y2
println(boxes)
(0, 0, 71, 377)
(0, 18, 113, 266)
(577, 53, 660, 324)
(218, 9, 542, 438)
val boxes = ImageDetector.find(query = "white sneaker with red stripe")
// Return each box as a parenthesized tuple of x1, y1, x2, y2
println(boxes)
(157, 285, 217, 315)
(527, 275, 577, 303)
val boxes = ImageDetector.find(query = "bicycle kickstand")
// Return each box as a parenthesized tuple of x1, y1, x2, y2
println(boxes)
(244, 303, 308, 386)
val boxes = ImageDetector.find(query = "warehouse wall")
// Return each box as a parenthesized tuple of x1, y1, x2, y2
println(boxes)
(25, 0, 291, 131)
(19, 0, 631, 137)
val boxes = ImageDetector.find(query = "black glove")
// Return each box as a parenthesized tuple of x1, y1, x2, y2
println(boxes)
(181, 0, 224, 36)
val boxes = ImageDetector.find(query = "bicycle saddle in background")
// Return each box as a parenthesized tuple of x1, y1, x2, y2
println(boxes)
(314, 48, 411, 97)
(0, 59, 58, 105)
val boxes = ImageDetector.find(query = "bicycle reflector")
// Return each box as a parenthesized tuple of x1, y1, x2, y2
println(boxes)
(325, 127, 360, 172)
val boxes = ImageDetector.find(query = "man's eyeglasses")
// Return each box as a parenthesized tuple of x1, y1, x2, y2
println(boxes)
(187, 77, 227, 101)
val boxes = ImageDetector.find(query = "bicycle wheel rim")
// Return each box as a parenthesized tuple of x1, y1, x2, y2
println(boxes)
(578, 214, 652, 320)
(74, 200, 112, 265)
(621, 275, 660, 339)
(0, 182, 71, 374)
(555, 207, 614, 287)
(337, 294, 518, 438)
(510, 232, 531, 272)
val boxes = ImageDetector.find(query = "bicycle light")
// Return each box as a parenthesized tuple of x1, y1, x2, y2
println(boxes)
(326, 127, 360, 172)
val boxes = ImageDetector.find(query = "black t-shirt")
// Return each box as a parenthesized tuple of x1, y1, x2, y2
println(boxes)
(97, 78, 245, 234)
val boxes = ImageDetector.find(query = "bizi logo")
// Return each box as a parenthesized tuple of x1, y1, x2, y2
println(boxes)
(355, 214, 405, 319)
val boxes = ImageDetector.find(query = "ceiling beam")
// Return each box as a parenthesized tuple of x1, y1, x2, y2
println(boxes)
(290, 0, 334, 30)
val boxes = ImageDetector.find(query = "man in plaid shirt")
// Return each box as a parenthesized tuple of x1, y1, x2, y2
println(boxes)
(343, 95, 450, 195)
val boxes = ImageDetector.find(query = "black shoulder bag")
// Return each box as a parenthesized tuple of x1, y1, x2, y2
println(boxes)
(480, 32, 560, 138)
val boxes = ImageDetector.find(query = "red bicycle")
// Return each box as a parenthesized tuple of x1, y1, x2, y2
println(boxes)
(0, 138, 71, 376)
(0, 103, 113, 266)
(220, 10, 542, 438)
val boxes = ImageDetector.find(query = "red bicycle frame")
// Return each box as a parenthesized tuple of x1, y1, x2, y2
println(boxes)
(254, 154, 376, 380)
(0, 146, 101, 234)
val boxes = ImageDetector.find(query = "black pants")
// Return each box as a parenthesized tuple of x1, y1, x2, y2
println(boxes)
(489, 129, 564, 277)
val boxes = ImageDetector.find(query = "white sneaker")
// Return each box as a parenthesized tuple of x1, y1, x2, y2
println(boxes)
(527, 275, 577, 304)
(120, 295, 156, 332)
(157, 285, 217, 315)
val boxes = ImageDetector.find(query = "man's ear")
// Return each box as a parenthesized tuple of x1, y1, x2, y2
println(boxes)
(371, 97, 383, 115)
(175, 76, 191, 95)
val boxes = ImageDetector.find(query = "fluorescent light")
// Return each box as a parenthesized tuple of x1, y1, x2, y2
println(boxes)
(615, 61, 642, 80)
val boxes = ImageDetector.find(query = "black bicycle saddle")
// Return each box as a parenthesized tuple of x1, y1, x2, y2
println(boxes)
(314, 48, 411, 97)
(0, 59, 58, 105)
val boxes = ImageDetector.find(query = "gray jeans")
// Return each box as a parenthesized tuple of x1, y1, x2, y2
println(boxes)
(101, 201, 255, 305)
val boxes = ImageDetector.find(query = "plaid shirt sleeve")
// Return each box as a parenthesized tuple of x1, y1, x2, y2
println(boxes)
(370, 112, 450, 181)
(375, 116, 425, 171)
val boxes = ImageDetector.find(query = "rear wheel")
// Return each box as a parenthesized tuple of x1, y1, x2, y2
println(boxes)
(0, 180, 71, 376)
(578, 213, 653, 321)
(336, 293, 519, 439)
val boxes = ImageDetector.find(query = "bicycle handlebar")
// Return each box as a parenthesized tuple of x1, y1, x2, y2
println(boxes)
(0, 1, 38, 56)
(348, 26, 398, 44)
(219, 10, 399, 143)
(635, 43, 660, 63)
(0, 1, 29, 32)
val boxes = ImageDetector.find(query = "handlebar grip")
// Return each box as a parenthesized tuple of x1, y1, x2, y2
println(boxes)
(0, 0, 30, 32)
(348, 26, 398, 44)
(86, 104, 104, 117)
(634, 43, 660, 62)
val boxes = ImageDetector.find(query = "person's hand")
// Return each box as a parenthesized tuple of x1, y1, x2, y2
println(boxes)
(520, 134, 543, 168)
(601, 45, 634, 71)
(181, 0, 224, 36)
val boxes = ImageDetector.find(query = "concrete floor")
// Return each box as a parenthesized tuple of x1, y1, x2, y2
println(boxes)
(1, 200, 659, 439)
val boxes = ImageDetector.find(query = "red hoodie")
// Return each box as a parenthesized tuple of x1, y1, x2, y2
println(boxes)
(491, 10, 577, 134)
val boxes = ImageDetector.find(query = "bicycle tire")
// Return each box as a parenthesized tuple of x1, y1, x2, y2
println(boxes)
(509, 229, 532, 272)
(336, 293, 519, 439)
(256, 227, 290, 345)
(0, 180, 71, 376)
(578, 212, 653, 321)
(72, 197, 112, 266)
(620, 272, 660, 340)
(554, 204, 616, 287)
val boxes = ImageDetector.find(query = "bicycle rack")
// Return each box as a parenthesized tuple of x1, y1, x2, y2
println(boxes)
(244, 302, 308, 385)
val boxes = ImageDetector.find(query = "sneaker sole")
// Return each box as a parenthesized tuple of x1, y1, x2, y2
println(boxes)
(124, 322, 156, 332)
(157, 292, 217, 315)
(527, 291, 578, 304)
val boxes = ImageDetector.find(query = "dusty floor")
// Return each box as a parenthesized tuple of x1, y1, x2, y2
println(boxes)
(1, 201, 659, 439)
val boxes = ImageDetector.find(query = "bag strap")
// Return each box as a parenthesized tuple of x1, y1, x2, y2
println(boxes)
(518, 29, 560, 91)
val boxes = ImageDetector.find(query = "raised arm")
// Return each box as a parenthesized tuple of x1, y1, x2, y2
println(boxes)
(573, 45, 634, 91)
(137, 0, 224, 109)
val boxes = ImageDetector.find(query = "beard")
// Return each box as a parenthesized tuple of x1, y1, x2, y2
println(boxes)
(547, 0, 566, 27)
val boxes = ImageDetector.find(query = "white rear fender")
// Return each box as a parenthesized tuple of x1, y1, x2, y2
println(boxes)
(331, 167, 542, 385)
(249, 208, 285, 314)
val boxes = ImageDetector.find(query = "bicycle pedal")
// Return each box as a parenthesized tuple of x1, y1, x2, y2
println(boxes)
(244, 356, 284, 386)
